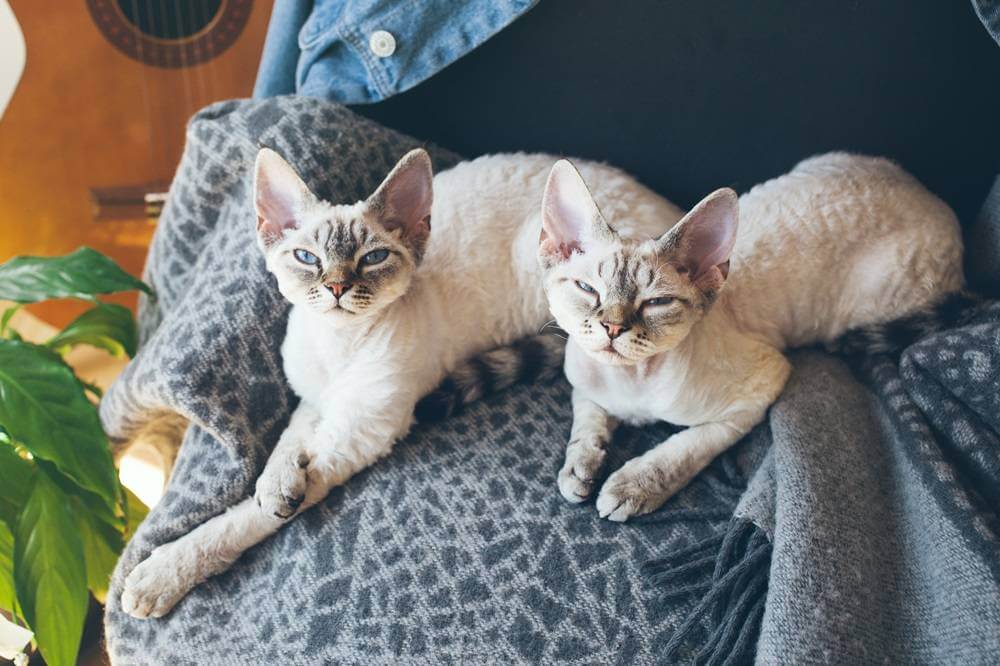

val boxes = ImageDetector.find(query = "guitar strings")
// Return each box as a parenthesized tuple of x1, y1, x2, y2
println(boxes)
(192, 1, 213, 153)
(129, 0, 159, 192)
(165, 0, 194, 173)
(153, 0, 171, 179)
(178, 0, 200, 125)
(119, 2, 246, 208)
(204, 1, 224, 119)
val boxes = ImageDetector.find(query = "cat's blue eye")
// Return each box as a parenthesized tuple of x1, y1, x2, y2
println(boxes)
(361, 249, 390, 266)
(575, 280, 597, 295)
(293, 249, 319, 266)
(644, 297, 676, 308)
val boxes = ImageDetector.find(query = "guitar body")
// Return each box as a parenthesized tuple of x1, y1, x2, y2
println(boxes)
(0, 0, 271, 324)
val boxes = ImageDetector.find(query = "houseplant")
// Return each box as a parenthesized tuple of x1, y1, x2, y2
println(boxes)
(0, 247, 151, 666)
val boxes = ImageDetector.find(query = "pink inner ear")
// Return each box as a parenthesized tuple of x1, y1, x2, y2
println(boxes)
(540, 160, 601, 260)
(717, 260, 730, 279)
(254, 149, 312, 243)
(539, 233, 581, 259)
(381, 214, 431, 240)
(672, 189, 739, 278)
(257, 217, 297, 245)
(372, 151, 434, 241)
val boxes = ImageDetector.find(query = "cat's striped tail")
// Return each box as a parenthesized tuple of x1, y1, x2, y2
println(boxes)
(415, 334, 566, 422)
(829, 291, 988, 359)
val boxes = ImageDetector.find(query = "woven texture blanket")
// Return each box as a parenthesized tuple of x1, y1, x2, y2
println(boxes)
(101, 96, 1000, 664)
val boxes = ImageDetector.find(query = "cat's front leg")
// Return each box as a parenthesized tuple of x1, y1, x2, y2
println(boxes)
(121, 496, 282, 618)
(254, 388, 412, 519)
(596, 412, 760, 522)
(558, 390, 618, 503)
(254, 401, 322, 518)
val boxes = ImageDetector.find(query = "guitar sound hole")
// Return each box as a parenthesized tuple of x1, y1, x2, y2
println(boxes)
(88, 0, 251, 67)
(116, 0, 223, 40)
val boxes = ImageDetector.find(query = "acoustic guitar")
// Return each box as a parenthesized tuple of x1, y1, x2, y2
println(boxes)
(0, 0, 272, 325)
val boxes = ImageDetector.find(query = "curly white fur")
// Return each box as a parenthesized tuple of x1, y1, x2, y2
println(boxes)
(121, 151, 683, 618)
(544, 153, 964, 521)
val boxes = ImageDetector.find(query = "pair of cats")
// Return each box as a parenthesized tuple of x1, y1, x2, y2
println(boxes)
(121, 148, 964, 618)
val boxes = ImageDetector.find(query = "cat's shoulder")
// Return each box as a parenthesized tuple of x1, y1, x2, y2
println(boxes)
(791, 151, 916, 184)
(434, 152, 561, 187)
(433, 152, 654, 197)
(749, 152, 916, 199)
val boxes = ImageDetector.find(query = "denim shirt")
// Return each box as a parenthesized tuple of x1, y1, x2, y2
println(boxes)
(254, 0, 538, 103)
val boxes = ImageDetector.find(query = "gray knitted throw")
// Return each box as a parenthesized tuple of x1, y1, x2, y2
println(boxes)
(100, 96, 1000, 664)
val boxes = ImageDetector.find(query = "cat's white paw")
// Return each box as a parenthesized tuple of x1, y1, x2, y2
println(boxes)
(596, 458, 671, 522)
(557, 441, 606, 503)
(255, 447, 310, 519)
(121, 542, 195, 619)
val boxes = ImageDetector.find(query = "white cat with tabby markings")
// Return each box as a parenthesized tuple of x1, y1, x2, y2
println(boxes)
(120, 150, 684, 618)
(536, 153, 964, 521)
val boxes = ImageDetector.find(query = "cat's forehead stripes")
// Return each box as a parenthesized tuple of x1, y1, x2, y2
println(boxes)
(597, 248, 656, 299)
(313, 218, 377, 259)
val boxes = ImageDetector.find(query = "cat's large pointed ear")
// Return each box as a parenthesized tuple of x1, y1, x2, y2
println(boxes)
(367, 149, 434, 248)
(540, 160, 615, 265)
(254, 148, 317, 247)
(657, 188, 739, 286)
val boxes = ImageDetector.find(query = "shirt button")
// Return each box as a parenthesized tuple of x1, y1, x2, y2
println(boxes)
(369, 30, 396, 58)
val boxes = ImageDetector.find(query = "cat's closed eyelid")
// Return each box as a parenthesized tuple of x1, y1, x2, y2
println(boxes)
(642, 296, 686, 310)
(357, 248, 394, 269)
(640, 301, 688, 324)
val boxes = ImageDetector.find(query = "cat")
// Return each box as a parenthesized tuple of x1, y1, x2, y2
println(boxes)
(120, 149, 684, 618)
(530, 152, 965, 521)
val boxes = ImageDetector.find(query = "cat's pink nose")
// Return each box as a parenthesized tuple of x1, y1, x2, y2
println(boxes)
(326, 282, 351, 298)
(601, 322, 629, 340)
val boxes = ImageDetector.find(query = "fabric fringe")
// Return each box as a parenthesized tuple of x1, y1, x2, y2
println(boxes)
(645, 519, 772, 665)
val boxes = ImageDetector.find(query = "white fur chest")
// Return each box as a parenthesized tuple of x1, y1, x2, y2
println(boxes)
(282, 306, 375, 404)
(563, 321, 792, 429)
(564, 341, 703, 427)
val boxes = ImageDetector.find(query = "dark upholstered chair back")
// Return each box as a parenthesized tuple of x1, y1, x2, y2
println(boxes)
(357, 0, 1000, 225)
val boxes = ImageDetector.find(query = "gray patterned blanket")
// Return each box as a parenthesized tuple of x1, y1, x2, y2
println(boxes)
(100, 96, 1000, 664)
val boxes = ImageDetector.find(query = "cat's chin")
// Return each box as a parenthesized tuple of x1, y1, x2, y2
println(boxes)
(584, 346, 641, 367)
(322, 306, 371, 323)
(303, 303, 368, 327)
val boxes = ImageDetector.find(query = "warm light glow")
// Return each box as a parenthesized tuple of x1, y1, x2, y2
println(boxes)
(0, 612, 33, 662)
(119, 449, 165, 508)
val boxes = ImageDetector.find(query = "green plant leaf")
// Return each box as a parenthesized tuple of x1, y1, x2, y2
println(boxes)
(0, 444, 34, 531)
(14, 471, 88, 666)
(123, 486, 149, 541)
(73, 499, 123, 604)
(0, 522, 15, 614)
(0, 305, 20, 336)
(38, 459, 122, 534)
(0, 247, 151, 303)
(0, 340, 119, 510)
(45, 303, 138, 359)
(81, 380, 104, 400)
